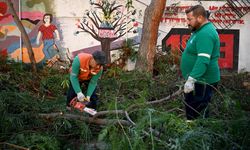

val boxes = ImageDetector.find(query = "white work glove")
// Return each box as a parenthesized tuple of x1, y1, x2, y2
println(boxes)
(36, 40, 40, 45)
(85, 96, 90, 102)
(184, 76, 196, 93)
(77, 92, 85, 102)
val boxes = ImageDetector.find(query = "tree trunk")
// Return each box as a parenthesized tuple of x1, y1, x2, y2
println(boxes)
(100, 39, 112, 64)
(135, 0, 166, 73)
(4, 0, 37, 72)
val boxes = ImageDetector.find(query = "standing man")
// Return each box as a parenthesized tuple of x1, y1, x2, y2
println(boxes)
(66, 51, 106, 111)
(36, 13, 60, 64)
(180, 5, 220, 120)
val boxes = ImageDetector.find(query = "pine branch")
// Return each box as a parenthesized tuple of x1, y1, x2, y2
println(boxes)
(39, 88, 182, 127)
(0, 142, 29, 150)
(127, 87, 182, 112)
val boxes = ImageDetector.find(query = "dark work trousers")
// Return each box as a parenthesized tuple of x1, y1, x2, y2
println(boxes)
(184, 82, 217, 120)
(66, 80, 98, 110)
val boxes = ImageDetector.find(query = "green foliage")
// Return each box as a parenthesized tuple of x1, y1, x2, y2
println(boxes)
(108, 39, 138, 71)
(61, 79, 70, 89)
(0, 91, 42, 136)
(103, 65, 124, 78)
(10, 133, 60, 150)
(1, 57, 250, 149)
(121, 39, 138, 62)
(103, 126, 134, 150)
(39, 69, 68, 97)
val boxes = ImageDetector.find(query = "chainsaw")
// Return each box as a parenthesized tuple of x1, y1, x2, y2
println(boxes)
(69, 97, 97, 116)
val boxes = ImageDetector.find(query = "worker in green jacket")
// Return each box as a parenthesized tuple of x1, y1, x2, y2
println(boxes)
(180, 5, 220, 120)
(66, 51, 106, 110)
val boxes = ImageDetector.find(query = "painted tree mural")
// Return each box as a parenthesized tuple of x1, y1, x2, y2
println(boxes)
(76, 0, 137, 63)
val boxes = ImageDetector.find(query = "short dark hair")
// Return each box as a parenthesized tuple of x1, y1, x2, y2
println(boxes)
(185, 5, 207, 18)
(43, 13, 53, 23)
(92, 51, 106, 65)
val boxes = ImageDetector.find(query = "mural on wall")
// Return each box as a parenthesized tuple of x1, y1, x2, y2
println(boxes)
(1, 0, 248, 71)
(24, 0, 55, 13)
(36, 13, 60, 65)
(0, 0, 141, 65)
(0, 1, 15, 58)
(161, 4, 245, 26)
(162, 28, 239, 71)
(159, 0, 250, 72)
(0, 1, 9, 42)
(74, 0, 140, 63)
(0, 0, 62, 64)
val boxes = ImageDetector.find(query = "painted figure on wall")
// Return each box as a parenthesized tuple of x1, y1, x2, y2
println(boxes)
(0, 1, 8, 41)
(36, 13, 60, 65)
(0, 1, 10, 58)
(0, 27, 8, 41)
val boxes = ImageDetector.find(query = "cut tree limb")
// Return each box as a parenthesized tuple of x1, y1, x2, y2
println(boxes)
(39, 88, 182, 126)
(39, 112, 132, 126)
(93, 110, 125, 118)
(126, 87, 182, 112)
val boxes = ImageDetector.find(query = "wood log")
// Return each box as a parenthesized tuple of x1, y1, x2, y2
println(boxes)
(39, 112, 132, 126)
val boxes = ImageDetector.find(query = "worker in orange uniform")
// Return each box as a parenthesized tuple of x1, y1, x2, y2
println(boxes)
(66, 51, 106, 111)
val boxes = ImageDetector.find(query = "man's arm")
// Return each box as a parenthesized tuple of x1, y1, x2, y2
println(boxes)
(86, 69, 103, 97)
(189, 34, 213, 80)
(70, 56, 81, 93)
(184, 34, 213, 93)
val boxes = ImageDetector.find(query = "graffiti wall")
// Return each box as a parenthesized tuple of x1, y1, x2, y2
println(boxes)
(159, 0, 250, 72)
(0, 0, 55, 63)
(162, 28, 239, 70)
(0, 0, 249, 72)
(0, 1, 21, 60)
(0, 0, 143, 64)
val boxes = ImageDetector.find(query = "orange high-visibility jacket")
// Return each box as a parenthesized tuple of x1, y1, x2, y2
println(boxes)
(77, 53, 102, 81)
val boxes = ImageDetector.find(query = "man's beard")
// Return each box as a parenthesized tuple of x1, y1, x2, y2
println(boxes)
(188, 21, 202, 32)
(188, 25, 196, 31)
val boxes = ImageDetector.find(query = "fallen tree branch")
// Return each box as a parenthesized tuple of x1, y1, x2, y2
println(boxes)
(94, 87, 182, 117)
(93, 110, 125, 118)
(126, 87, 182, 112)
(125, 111, 136, 126)
(39, 112, 131, 126)
(93, 109, 136, 125)
(39, 88, 182, 126)
(0, 142, 29, 150)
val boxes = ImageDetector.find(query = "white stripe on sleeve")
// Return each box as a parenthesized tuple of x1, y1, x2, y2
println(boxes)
(198, 53, 211, 59)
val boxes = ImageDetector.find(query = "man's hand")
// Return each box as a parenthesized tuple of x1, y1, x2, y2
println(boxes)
(184, 76, 196, 93)
(84, 96, 90, 102)
(77, 92, 85, 102)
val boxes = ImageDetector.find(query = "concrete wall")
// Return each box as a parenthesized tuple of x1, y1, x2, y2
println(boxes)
(237, 13, 250, 72)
